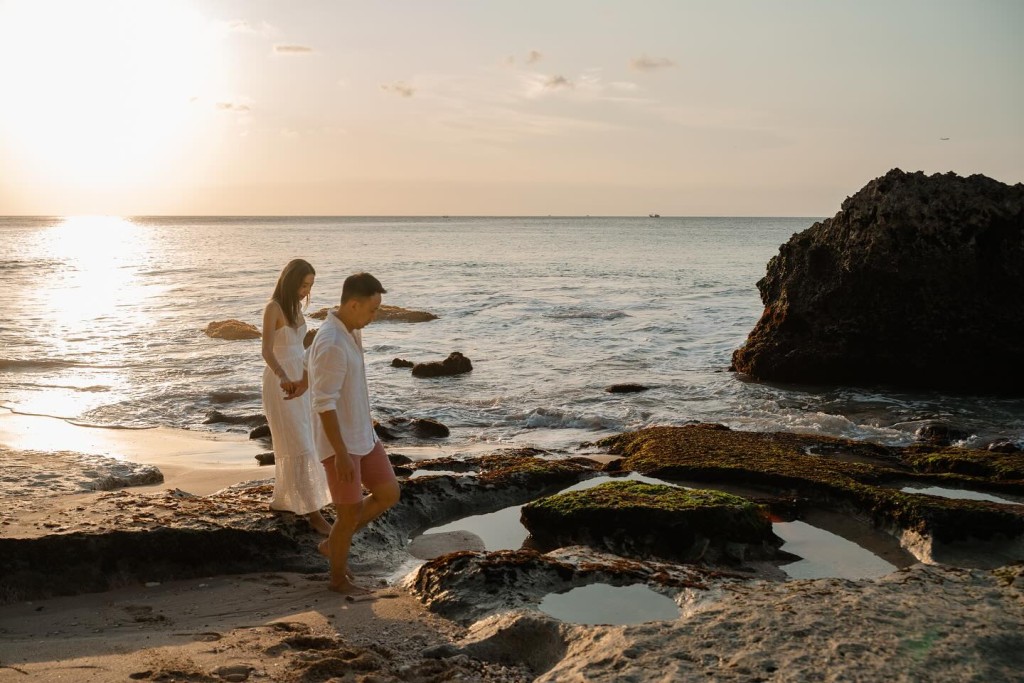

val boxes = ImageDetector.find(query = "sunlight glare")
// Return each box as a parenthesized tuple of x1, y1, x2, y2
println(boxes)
(0, 1, 225, 187)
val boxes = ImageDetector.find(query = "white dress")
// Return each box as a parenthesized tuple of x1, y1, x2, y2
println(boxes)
(262, 320, 332, 515)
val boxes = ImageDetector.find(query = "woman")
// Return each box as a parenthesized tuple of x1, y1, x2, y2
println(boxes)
(261, 258, 332, 534)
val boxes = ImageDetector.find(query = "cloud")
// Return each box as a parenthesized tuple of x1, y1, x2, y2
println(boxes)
(380, 82, 415, 98)
(629, 55, 676, 72)
(505, 49, 543, 66)
(216, 101, 250, 112)
(544, 75, 573, 90)
(274, 44, 313, 54)
(225, 20, 274, 36)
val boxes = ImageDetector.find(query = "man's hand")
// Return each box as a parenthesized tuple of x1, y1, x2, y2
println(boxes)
(286, 377, 309, 400)
(334, 452, 356, 483)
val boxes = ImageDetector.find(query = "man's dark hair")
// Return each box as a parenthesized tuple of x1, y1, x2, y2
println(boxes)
(341, 272, 386, 303)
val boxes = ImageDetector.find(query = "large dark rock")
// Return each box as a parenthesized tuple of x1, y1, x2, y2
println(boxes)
(412, 352, 473, 378)
(731, 169, 1024, 392)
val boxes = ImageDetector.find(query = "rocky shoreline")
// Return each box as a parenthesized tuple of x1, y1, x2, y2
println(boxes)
(3, 424, 1023, 682)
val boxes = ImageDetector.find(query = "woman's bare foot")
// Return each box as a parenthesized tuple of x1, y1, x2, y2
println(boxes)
(307, 511, 332, 536)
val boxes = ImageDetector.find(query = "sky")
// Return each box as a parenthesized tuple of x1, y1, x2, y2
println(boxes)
(0, 0, 1021, 216)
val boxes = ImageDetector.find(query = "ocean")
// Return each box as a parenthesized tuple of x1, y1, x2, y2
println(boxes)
(2, 215, 1022, 452)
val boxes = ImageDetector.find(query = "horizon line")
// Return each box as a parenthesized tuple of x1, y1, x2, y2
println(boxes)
(1, 213, 826, 220)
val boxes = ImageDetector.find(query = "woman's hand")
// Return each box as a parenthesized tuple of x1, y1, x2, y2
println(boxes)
(285, 377, 309, 400)
(280, 378, 297, 398)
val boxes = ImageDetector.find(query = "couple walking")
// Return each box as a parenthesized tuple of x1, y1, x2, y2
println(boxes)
(261, 259, 399, 594)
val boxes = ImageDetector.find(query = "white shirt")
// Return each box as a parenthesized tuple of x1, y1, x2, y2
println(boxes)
(308, 310, 377, 459)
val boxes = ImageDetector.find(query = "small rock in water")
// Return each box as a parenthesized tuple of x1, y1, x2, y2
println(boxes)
(249, 424, 271, 440)
(605, 383, 650, 393)
(391, 357, 415, 368)
(914, 422, 969, 446)
(412, 418, 450, 438)
(411, 352, 473, 378)
(205, 320, 260, 340)
(255, 452, 275, 466)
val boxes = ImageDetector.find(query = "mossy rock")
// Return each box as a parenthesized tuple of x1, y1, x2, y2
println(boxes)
(900, 447, 1024, 481)
(520, 480, 779, 563)
(600, 425, 1024, 548)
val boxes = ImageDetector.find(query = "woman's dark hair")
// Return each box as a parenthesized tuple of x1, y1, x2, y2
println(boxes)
(272, 259, 315, 327)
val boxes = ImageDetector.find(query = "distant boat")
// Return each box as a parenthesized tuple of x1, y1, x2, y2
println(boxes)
(648, 213, 661, 218)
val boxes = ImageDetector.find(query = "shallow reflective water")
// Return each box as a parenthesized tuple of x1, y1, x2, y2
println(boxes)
(417, 472, 678, 552)
(775, 521, 898, 580)
(900, 485, 1022, 506)
(538, 583, 680, 625)
(416, 473, 905, 580)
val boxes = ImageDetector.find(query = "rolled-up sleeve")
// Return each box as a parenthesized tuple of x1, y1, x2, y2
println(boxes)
(310, 340, 347, 414)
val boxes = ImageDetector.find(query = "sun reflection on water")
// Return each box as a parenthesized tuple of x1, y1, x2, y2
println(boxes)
(19, 216, 158, 418)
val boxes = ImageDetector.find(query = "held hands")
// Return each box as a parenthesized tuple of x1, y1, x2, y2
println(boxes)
(281, 377, 309, 400)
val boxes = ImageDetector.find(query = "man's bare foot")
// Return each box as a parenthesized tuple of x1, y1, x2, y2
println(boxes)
(307, 511, 332, 536)
(327, 579, 372, 595)
(316, 541, 357, 581)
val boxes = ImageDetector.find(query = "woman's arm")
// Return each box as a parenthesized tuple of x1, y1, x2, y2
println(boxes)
(261, 301, 292, 386)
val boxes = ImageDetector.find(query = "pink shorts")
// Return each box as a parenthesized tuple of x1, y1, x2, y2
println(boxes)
(322, 440, 397, 505)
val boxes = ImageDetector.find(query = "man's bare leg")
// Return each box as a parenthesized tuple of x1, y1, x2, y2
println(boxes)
(354, 481, 400, 531)
(327, 501, 367, 594)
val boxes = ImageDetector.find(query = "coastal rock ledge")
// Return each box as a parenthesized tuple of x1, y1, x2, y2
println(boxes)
(732, 169, 1024, 392)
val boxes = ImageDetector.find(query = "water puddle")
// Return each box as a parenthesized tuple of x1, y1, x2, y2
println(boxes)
(412, 472, 910, 581)
(538, 583, 680, 625)
(411, 472, 677, 556)
(775, 520, 898, 580)
(900, 485, 1022, 506)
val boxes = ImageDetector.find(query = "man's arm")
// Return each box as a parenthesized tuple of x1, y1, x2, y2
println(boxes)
(310, 337, 355, 482)
(318, 409, 355, 482)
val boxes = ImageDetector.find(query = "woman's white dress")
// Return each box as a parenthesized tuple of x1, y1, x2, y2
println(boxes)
(262, 320, 332, 515)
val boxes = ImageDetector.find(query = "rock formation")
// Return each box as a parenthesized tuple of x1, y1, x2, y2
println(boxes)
(204, 320, 260, 340)
(521, 481, 781, 563)
(605, 383, 649, 393)
(412, 352, 473, 378)
(310, 305, 438, 322)
(731, 169, 1024, 392)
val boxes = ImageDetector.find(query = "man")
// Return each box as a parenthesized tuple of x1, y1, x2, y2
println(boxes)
(308, 272, 400, 594)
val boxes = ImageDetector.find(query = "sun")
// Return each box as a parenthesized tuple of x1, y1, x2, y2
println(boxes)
(0, 0, 225, 189)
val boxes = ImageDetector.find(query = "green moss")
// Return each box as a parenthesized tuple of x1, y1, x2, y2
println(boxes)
(528, 481, 756, 516)
(520, 480, 777, 561)
(598, 425, 1024, 544)
(901, 448, 1024, 481)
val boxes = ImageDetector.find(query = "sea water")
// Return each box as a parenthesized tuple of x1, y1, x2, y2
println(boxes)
(1, 215, 1022, 452)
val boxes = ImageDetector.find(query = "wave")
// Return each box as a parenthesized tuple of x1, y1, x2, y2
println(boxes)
(0, 358, 128, 371)
(518, 406, 627, 431)
(208, 390, 259, 404)
(0, 406, 155, 430)
(544, 307, 628, 321)
(0, 358, 84, 371)
(13, 381, 110, 393)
